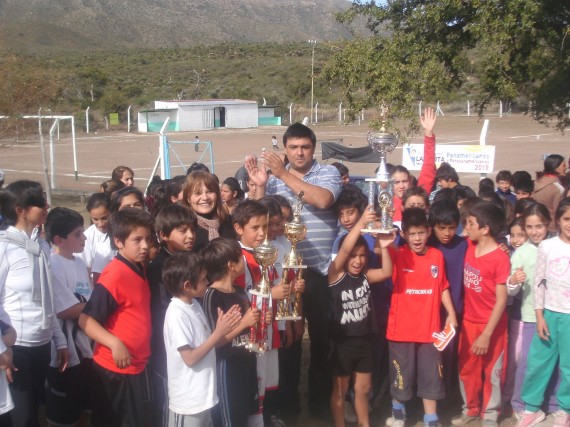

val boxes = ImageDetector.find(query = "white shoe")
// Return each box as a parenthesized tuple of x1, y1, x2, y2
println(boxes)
(344, 403, 357, 423)
(553, 410, 570, 427)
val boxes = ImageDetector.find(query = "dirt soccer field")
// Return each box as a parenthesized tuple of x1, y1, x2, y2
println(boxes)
(1, 114, 569, 195)
(1, 114, 568, 427)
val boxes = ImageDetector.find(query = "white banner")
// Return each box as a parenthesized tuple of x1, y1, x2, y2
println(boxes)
(402, 144, 496, 174)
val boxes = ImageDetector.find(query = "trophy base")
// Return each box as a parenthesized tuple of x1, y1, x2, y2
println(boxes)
(283, 264, 307, 270)
(245, 342, 266, 355)
(250, 289, 271, 298)
(275, 315, 302, 321)
(361, 227, 398, 234)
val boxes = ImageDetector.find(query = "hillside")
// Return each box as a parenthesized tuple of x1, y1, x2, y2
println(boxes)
(0, 0, 352, 52)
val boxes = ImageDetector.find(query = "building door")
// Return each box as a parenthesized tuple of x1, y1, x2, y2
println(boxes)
(202, 109, 214, 129)
(214, 107, 226, 128)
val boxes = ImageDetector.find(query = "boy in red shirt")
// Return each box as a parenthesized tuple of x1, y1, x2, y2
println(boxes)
(388, 208, 457, 427)
(453, 202, 510, 427)
(79, 208, 154, 427)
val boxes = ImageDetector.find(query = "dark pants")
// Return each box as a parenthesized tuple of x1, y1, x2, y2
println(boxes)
(9, 343, 50, 427)
(90, 362, 146, 427)
(302, 268, 332, 409)
(278, 337, 302, 413)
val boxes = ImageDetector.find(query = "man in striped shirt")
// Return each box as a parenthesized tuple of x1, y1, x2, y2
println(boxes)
(245, 123, 342, 417)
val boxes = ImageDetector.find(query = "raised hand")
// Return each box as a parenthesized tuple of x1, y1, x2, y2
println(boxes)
(420, 107, 436, 137)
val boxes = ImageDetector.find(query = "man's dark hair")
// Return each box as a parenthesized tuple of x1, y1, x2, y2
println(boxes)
(428, 199, 460, 227)
(162, 252, 204, 296)
(512, 171, 534, 193)
(435, 163, 459, 183)
(232, 199, 268, 228)
(401, 207, 429, 232)
(45, 207, 84, 244)
(432, 187, 458, 205)
(333, 186, 367, 216)
(202, 237, 242, 282)
(155, 204, 197, 239)
(282, 123, 317, 147)
(108, 208, 154, 250)
(495, 170, 512, 184)
(186, 162, 210, 175)
(468, 201, 506, 239)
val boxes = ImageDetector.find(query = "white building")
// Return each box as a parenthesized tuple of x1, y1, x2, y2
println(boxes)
(137, 99, 259, 132)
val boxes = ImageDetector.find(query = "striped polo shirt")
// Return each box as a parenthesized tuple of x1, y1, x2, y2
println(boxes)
(266, 160, 342, 275)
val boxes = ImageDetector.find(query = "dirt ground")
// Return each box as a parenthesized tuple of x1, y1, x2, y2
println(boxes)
(6, 113, 567, 427)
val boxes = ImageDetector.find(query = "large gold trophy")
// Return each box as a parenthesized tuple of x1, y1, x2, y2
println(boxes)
(361, 105, 399, 234)
(276, 192, 307, 321)
(246, 229, 278, 355)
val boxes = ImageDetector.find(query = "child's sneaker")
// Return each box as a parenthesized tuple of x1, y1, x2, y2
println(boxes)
(451, 414, 478, 425)
(553, 410, 570, 427)
(344, 403, 357, 423)
(515, 410, 546, 427)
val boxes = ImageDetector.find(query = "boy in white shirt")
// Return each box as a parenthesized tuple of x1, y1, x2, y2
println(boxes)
(45, 207, 93, 427)
(162, 251, 242, 426)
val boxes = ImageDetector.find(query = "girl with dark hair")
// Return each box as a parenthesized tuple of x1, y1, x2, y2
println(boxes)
(0, 180, 68, 426)
(220, 177, 244, 215)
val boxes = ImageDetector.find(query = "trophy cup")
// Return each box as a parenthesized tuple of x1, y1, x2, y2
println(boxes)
(246, 229, 278, 355)
(361, 106, 399, 234)
(276, 192, 307, 321)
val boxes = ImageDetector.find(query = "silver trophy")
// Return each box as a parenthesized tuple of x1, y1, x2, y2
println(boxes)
(361, 109, 399, 234)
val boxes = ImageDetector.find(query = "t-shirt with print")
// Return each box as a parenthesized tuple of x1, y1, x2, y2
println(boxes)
(463, 239, 510, 324)
(329, 272, 371, 340)
(50, 253, 93, 368)
(387, 245, 449, 343)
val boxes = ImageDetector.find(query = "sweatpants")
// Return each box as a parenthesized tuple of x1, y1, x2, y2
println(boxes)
(458, 318, 507, 422)
(522, 310, 570, 413)
(9, 343, 50, 427)
(511, 321, 560, 413)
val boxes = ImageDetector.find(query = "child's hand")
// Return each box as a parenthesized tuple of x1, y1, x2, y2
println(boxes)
(377, 232, 396, 248)
(359, 206, 377, 227)
(0, 348, 14, 371)
(110, 338, 131, 369)
(536, 316, 550, 341)
(265, 307, 272, 325)
(499, 243, 510, 254)
(445, 313, 458, 329)
(471, 334, 490, 355)
(57, 348, 69, 373)
(293, 278, 305, 294)
(272, 282, 291, 300)
(510, 267, 526, 284)
(243, 307, 260, 328)
(215, 306, 242, 337)
(420, 107, 436, 137)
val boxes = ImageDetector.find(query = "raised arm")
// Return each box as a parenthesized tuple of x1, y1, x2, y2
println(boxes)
(366, 233, 395, 283)
(418, 107, 437, 192)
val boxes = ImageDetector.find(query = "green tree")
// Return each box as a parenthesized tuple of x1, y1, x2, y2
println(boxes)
(323, 0, 570, 133)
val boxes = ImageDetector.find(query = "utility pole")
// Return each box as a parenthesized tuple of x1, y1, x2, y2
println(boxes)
(308, 40, 317, 125)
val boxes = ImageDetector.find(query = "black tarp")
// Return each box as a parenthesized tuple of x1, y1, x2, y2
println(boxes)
(321, 141, 381, 163)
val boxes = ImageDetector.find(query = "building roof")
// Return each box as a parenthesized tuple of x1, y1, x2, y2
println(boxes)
(156, 99, 257, 106)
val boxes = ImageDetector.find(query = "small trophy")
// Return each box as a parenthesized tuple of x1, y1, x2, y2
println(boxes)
(276, 192, 306, 321)
(361, 105, 399, 234)
(246, 228, 278, 355)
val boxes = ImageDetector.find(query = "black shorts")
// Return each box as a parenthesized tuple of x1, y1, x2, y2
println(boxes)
(332, 336, 373, 376)
(90, 361, 146, 427)
(388, 341, 444, 401)
(45, 360, 92, 427)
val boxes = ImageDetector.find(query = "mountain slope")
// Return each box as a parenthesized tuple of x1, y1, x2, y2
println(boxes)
(0, 0, 353, 52)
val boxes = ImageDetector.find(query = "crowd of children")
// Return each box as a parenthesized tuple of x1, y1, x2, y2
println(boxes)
(0, 128, 569, 427)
